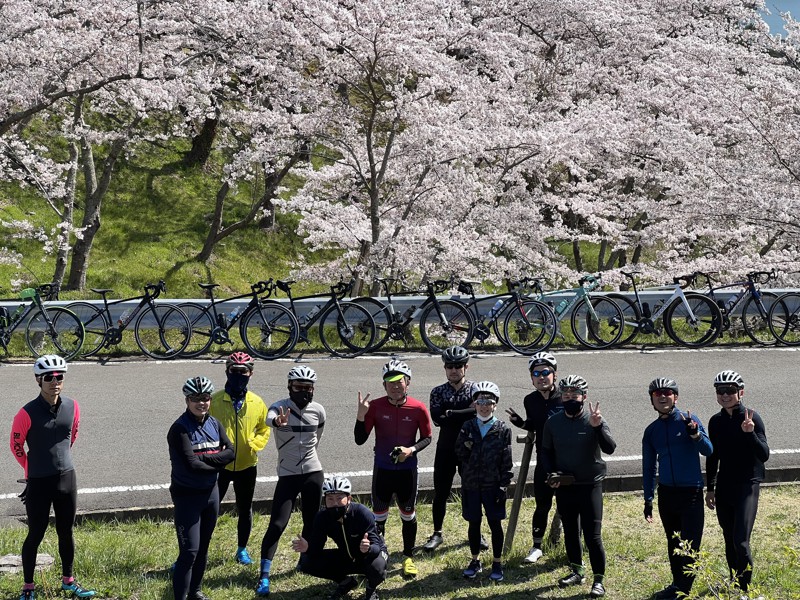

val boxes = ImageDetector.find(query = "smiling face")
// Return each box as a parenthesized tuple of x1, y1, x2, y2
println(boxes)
(473, 394, 498, 419)
(186, 393, 212, 420)
(383, 376, 409, 402)
(530, 366, 556, 393)
(715, 385, 744, 413)
(651, 388, 678, 416)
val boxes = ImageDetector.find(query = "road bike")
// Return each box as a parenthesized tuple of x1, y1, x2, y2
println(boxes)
(505, 274, 623, 352)
(176, 280, 300, 359)
(691, 270, 779, 345)
(268, 279, 376, 358)
(351, 277, 476, 354)
(768, 291, 800, 345)
(452, 277, 555, 351)
(607, 272, 723, 348)
(0, 284, 84, 360)
(65, 281, 191, 359)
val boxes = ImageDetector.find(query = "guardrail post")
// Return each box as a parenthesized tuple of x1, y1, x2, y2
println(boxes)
(504, 431, 534, 554)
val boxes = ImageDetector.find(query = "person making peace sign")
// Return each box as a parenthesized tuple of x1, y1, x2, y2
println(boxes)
(705, 370, 770, 598)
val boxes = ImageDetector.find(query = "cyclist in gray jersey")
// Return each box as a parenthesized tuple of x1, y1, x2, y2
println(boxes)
(256, 366, 326, 597)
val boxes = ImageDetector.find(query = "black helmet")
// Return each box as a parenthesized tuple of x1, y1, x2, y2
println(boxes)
(648, 378, 679, 396)
(442, 345, 469, 365)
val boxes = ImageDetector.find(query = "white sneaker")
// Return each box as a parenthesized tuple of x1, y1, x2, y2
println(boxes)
(523, 547, 543, 563)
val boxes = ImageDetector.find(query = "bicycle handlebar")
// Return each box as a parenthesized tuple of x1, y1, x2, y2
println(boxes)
(747, 269, 776, 285)
(672, 274, 696, 289)
(144, 280, 166, 299)
(251, 279, 273, 297)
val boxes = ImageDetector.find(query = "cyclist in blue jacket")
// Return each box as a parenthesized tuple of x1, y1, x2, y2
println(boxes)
(642, 378, 713, 600)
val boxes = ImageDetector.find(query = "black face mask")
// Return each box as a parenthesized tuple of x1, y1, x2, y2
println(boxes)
(563, 399, 584, 417)
(326, 505, 347, 520)
(289, 390, 313, 409)
(225, 372, 250, 401)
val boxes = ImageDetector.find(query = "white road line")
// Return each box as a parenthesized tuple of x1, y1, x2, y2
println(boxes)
(3, 449, 798, 501)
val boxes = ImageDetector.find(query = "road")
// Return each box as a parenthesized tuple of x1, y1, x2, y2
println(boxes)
(2, 347, 798, 519)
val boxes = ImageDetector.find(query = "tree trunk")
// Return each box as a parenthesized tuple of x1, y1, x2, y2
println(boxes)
(572, 240, 583, 273)
(183, 117, 218, 168)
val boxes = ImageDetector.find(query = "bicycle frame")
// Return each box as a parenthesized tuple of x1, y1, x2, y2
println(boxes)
(95, 281, 167, 344)
(457, 278, 532, 343)
(625, 274, 700, 333)
(199, 280, 272, 343)
(0, 287, 52, 348)
(277, 279, 352, 341)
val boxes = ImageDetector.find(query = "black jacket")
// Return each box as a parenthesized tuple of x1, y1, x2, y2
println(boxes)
(455, 418, 513, 491)
(305, 502, 386, 563)
(706, 403, 769, 492)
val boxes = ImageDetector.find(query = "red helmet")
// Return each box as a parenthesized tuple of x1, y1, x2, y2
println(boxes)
(226, 352, 254, 372)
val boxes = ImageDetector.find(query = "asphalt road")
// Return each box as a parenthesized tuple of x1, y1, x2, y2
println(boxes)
(2, 347, 798, 520)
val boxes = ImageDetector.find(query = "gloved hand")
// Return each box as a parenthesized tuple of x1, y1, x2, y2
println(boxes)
(644, 500, 653, 522)
(19, 484, 28, 505)
(496, 487, 507, 504)
(684, 411, 699, 437)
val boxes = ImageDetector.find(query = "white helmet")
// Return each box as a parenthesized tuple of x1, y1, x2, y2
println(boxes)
(528, 351, 557, 371)
(714, 370, 744, 389)
(288, 365, 317, 383)
(383, 359, 411, 381)
(322, 476, 352, 495)
(183, 376, 214, 396)
(559, 374, 588, 393)
(472, 380, 500, 402)
(34, 355, 68, 375)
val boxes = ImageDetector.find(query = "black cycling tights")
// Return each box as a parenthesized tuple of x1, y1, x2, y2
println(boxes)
(556, 483, 606, 575)
(218, 466, 257, 548)
(22, 470, 77, 583)
(172, 486, 219, 600)
(716, 482, 761, 592)
(261, 471, 324, 561)
(468, 519, 503, 559)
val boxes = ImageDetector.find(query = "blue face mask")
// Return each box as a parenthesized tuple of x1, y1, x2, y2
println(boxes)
(225, 371, 250, 402)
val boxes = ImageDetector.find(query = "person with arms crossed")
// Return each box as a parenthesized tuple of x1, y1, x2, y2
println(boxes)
(257, 365, 326, 596)
(10, 356, 96, 600)
(642, 378, 713, 600)
(423, 345, 477, 552)
(354, 359, 432, 577)
(455, 381, 513, 583)
(168, 376, 235, 600)
(505, 351, 563, 564)
(292, 476, 388, 600)
(541, 375, 616, 599)
(706, 370, 769, 599)
(209, 352, 270, 566)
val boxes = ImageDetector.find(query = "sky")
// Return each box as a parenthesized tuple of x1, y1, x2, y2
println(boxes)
(762, 0, 797, 35)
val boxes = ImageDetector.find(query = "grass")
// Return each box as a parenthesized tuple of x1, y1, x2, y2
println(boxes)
(0, 486, 797, 599)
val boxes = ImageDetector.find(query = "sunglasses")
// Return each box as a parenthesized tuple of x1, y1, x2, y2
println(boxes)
(444, 363, 465, 370)
(651, 389, 675, 398)
(531, 369, 553, 377)
(42, 374, 64, 382)
(188, 394, 212, 403)
(715, 387, 739, 396)
(474, 398, 496, 406)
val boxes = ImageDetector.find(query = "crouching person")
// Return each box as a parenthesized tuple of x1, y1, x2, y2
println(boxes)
(293, 476, 388, 600)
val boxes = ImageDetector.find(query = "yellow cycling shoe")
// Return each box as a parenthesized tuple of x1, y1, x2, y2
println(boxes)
(402, 556, 418, 577)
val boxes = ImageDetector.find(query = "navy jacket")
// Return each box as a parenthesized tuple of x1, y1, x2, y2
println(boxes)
(306, 502, 386, 563)
(168, 410, 234, 491)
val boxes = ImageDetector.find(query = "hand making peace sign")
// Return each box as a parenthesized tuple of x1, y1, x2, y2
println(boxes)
(273, 406, 290, 427)
(741, 408, 755, 433)
(588, 401, 603, 427)
(357, 391, 372, 421)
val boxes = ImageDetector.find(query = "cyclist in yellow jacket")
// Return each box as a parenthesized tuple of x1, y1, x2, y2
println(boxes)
(209, 352, 270, 566)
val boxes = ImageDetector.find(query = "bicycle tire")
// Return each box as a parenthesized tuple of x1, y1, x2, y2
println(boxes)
(25, 307, 85, 360)
(240, 302, 300, 360)
(501, 299, 556, 355)
(741, 292, 779, 346)
(350, 296, 393, 351)
(134, 304, 191, 359)
(176, 302, 217, 358)
(605, 293, 642, 346)
(64, 301, 110, 357)
(419, 299, 475, 354)
(663, 292, 722, 348)
(768, 292, 800, 345)
(570, 296, 624, 349)
(318, 301, 376, 358)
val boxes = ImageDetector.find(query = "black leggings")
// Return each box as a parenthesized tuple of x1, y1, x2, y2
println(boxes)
(172, 485, 220, 600)
(715, 482, 761, 592)
(218, 466, 257, 547)
(299, 548, 388, 589)
(531, 462, 556, 543)
(431, 446, 459, 531)
(556, 483, 606, 575)
(22, 470, 77, 583)
(468, 519, 504, 559)
(261, 471, 324, 561)
(658, 485, 704, 594)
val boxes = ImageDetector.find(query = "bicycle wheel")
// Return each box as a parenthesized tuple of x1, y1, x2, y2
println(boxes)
(741, 292, 779, 346)
(64, 301, 109, 357)
(768, 292, 800, 345)
(177, 302, 216, 358)
(419, 299, 475, 353)
(350, 296, 392, 351)
(240, 302, 300, 360)
(25, 307, 85, 360)
(605, 293, 642, 346)
(663, 292, 722, 348)
(318, 301, 376, 358)
(501, 299, 556, 354)
(570, 296, 624, 349)
(134, 304, 191, 359)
